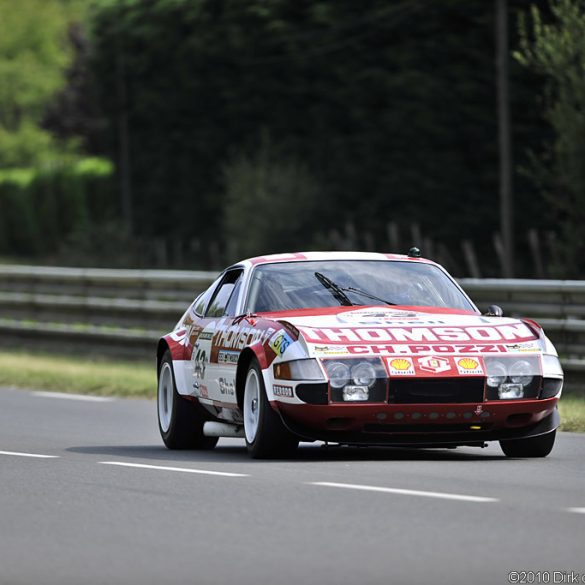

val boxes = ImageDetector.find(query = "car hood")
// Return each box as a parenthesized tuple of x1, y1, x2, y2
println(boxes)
(266, 306, 544, 358)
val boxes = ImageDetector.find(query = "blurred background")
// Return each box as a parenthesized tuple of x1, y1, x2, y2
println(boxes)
(0, 0, 583, 278)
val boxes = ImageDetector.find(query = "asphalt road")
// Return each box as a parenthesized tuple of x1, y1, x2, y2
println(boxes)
(1, 387, 584, 585)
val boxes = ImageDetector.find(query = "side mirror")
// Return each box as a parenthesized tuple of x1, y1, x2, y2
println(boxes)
(484, 304, 503, 317)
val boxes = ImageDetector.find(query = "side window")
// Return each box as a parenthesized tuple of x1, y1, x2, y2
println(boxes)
(205, 270, 244, 318)
(193, 275, 223, 317)
(224, 277, 243, 317)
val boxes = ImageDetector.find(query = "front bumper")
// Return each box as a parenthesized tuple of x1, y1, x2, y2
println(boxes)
(273, 398, 560, 446)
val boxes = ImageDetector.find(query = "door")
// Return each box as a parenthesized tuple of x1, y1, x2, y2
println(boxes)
(193, 269, 244, 414)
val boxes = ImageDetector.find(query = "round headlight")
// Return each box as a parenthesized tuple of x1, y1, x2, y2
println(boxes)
(510, 360, 533, 386)
(326, 361, 351, 389)
(351, 362, 377, 388)
(486, 361, 507, 387)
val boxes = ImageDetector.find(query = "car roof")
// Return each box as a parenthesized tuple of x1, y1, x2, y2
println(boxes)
(240, 251, 437, 267)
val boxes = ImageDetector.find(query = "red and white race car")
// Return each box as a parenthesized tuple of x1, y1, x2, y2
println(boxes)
(156, 251, 563, 458)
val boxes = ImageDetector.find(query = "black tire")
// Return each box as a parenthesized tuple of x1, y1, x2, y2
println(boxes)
(157, 350, 218, 450)
(243, 360, 299, 459)
(500, 429, 556, 458)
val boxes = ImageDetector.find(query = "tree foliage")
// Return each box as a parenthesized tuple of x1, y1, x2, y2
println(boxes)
(0, 157, 114, 256)
(223, 137, 320, 259)
(43, 21, 107, 157)
(516, 0, 585, 275)
(86, 0, 553, 272)
(0, 0, 83, 167)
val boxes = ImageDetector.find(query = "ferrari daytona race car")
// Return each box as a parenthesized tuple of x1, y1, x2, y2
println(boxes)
(157, 252, 563, 458)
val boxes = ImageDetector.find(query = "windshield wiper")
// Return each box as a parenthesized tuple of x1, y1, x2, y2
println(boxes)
(314, 272, 354, 306)
(344, 287, 397, 306)
(314, 273, 397, 307)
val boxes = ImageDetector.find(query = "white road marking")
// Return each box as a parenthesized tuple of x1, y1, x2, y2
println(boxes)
(100, 461, 249, 477)
(0, 450, 59, 459)
(33, 391, 114, 403)
(567, 507, 585, 514)
(310, 482, 498, 503)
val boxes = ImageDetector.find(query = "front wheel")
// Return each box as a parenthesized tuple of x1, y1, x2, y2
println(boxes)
(500, 429, 556, 458)
(158, 350, 218, 450)
(243, 360, 298, 459)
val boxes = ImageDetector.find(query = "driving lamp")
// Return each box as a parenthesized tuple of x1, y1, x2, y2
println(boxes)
(351, 362, 377, 388)
(342, 385, 369, 402)
(497, 383, 524, 400)
(326, 361, 351, 389)
(509, 360, 533, 386)
(486, 361, 507, 387)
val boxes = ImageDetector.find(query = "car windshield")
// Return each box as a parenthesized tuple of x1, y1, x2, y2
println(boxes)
(246, 260, 476, 313)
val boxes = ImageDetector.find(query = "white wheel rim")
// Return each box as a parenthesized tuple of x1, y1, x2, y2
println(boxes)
(158, 362, 174, 433)
(243, 369, 260, 443)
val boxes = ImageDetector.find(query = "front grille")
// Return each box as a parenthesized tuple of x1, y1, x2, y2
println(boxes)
(389, 378, 485, 404)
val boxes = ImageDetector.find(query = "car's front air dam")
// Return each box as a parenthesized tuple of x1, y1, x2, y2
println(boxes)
(273, 397, 559, 435)
(272, 399, 560, 446)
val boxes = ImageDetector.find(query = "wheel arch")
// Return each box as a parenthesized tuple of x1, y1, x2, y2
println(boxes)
(157, 338, 171, 375)
(235, 345, 268, 410)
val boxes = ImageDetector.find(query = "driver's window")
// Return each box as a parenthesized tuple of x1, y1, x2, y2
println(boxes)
(205, 270, 244, 318)
(193, 275, 223, 317)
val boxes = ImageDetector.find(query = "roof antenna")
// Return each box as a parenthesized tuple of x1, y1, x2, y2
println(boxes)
(408, 246, 421, 258)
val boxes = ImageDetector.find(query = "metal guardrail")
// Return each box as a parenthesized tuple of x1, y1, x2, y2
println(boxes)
(0, 319, 160, 359)
(460, 278, 585, 319)
(459, 279, 585, 364)
(0, 267, 584, 378)
(0, 292, 187, 330)
(0, 265, 217, 359)
(0, 265, 217, 301)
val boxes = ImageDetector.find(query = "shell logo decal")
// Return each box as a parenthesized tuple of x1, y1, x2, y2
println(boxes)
(456, 357, 484, 375)
(385, 357, 415, 376)
(390, 358, 411, 371)
(458, 358, 479, 370)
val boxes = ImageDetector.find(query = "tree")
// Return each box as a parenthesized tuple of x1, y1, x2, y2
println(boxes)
(515, 0, 585, 276)
(88, 0, 551, 272)
(0, 0, 78, 167)
(223, 137, 320, 260)
(43, 21, 108, 157)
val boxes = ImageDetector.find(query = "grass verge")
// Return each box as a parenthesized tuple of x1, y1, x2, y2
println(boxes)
(0, 350, 583, 431)
(0, 350, 155, 398)
(558, 395, 585, 432)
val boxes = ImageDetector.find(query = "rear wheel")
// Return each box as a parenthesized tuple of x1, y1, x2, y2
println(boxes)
(500, 429, 556, 458)
(243, 360, 298, 459)
(157, 350, 218, 450)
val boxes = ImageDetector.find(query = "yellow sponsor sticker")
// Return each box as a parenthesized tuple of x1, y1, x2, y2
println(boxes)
(456, 357, 484, 375)
(386, 357, 415, 376)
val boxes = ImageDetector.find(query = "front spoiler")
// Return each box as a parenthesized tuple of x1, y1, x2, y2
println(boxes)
(278, 407, 560, 447)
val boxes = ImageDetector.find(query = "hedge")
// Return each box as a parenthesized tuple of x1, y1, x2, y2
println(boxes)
(0, 157, 114, 256)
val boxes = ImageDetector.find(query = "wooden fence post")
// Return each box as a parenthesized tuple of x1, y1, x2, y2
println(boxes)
(528, 229, 545, 278)
(462, 240, 481, 278)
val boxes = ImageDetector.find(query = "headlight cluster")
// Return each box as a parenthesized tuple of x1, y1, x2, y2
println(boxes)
(323, 358, 386, 402)
(485, 356, 540, 400)
(326, 361, 377, 390)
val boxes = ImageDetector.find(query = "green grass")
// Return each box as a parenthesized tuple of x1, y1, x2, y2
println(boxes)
(559, 395, 585, 432)
(0, 350, 584, 431)
(0, 350, 155, 398)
